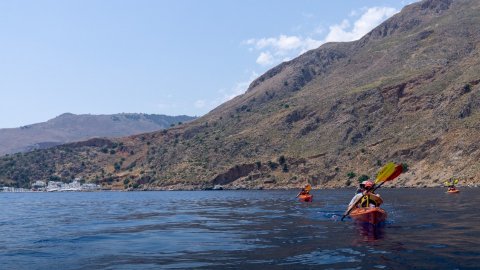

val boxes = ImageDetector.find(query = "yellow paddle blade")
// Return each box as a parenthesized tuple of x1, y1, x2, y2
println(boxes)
(305, 184, 312, 191)
(444, 181, 450, 186)
(454, 179, 459, 185)
(375, 162, 396, 183)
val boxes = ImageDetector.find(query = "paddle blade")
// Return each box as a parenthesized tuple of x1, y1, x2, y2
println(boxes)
(385, 164, 403, 181)
(454, 179, 459, 185)
(375, 162, 396, 183)
(305, 184, 312, 192)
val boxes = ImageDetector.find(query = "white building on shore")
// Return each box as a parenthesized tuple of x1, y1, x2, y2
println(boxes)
(1, 179, 100, 192)
(32, 180, 46, 191)
(1, 187, 30, 192)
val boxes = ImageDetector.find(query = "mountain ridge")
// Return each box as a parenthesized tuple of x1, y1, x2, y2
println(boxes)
(0, 113, 196, 155)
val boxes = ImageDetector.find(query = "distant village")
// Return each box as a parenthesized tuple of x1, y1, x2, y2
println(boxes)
(0, 179, 100, 192)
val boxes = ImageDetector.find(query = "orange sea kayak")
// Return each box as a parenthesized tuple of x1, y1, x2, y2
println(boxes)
(298, 194, 313, 202)
(447, 189, 460, 193)
(350, 207, 387, 225)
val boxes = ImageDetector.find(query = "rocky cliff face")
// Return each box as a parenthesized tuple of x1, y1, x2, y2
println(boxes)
(1, 0, 480, 189)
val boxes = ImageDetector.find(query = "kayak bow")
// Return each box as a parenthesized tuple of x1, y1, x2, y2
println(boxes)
(349, 207, 387, 225)
(298, 194, 313, 202)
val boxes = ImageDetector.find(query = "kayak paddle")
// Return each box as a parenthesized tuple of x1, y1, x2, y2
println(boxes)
(444, 178, 459, 187)
(372, 164, 403, 192)
(374, 162, 396, 184)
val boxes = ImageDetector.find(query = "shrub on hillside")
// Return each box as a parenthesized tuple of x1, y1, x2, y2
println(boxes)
(402, 163, 409, 172)
(268, 161, 279, 170)
(358, 174, 369, 183)
(282, 163, 288, 173)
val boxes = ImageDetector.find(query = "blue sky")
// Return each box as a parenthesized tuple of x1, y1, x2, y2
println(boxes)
(0, 0, 417, 128)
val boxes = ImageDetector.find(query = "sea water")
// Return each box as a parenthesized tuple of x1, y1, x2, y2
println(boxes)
(0, 189, 478, 269)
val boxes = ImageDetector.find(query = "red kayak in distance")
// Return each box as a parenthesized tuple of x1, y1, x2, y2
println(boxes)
(298, 194, 313, 202)
(349, 207, 387, 225)
(447, 189, 460, 193)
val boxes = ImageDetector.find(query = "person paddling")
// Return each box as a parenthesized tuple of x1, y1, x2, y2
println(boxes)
(347, 180, 381, 210)
(445, 178, 459, 193)
(345, 180, 386, 224)
(296, 184, 313, 202)
(296, 184, 311, 197)
(341, 163, 403, 224)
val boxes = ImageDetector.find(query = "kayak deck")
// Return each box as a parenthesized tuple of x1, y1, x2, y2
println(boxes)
(350, 207, 387, 225)
(447, 189, 460, 193)
(298, 194, 313, 202)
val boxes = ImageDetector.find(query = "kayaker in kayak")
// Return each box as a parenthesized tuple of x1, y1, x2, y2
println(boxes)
(342, 163, 403, 224)
(296, 184, 311, 197)
(445, 178, 459, 193)
(345, 180, 386, 224)
(296, 184, 313, 202)
(348, 180, 381, 209)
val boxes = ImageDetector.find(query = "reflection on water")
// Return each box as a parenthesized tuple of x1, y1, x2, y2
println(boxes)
(0, 188, 479, 269)
(354, 222, 386, 242)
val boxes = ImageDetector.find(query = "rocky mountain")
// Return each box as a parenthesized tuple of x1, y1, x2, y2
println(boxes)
(0, 113, 196, 155)
(1, 0, 480, 189)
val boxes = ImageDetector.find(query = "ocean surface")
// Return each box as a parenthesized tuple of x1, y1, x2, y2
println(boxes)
(1, 189, 479, 269)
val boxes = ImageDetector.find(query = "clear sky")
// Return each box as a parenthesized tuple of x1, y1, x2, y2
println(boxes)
(0, 0, 417, 128)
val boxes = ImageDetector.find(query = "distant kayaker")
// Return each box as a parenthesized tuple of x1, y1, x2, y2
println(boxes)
(445, 178, 459, 191)
(296, 184, 311, 197)
(296, 184, 313, 202)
